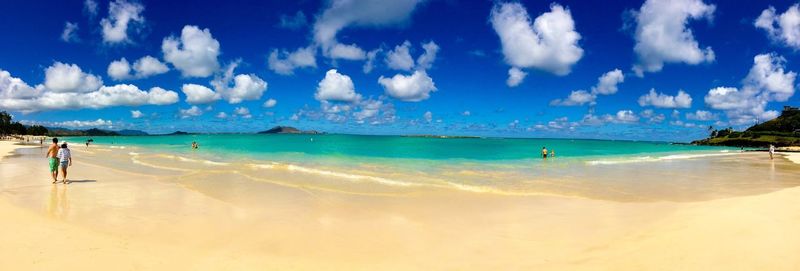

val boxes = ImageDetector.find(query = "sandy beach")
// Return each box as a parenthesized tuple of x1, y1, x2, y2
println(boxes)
(1, 140, 800, 270)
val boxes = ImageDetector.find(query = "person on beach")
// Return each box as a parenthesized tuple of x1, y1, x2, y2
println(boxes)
(769, 144, 775, 160)
(542, 147, 548, 159)
(192, 141, 199, 149)
(57, 143, 72, 184)
(46, 138, 60, 183)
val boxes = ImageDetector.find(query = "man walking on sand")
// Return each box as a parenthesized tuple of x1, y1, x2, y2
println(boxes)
(46, 138, 60, 183)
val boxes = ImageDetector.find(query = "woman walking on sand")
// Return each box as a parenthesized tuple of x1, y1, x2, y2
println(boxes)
(57, 142, 72, 184)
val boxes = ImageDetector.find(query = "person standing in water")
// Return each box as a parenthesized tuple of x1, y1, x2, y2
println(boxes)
(769, 144, 775, 160)
(192, 141, 199, 149)
(550, 150, 555, 158)
(57, 143, 72, 184)
(46, 138, 60, 183)
(541, 147, 548, 159)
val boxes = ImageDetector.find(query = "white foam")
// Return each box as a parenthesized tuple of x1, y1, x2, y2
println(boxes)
(284, 164, 416, 187)
(587, 152, 740, 165)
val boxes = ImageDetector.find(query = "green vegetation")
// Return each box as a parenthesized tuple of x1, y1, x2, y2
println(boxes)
(692, 107, 800, 147)
(0, 111, 49, 136)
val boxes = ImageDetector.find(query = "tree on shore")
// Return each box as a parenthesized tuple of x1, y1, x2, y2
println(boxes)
(0, 111, 48, 136)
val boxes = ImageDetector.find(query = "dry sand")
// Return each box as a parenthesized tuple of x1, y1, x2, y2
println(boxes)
(1, 140, 800, 270)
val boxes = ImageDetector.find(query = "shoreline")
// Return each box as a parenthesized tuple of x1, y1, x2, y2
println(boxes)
(2, 140, 800, 270)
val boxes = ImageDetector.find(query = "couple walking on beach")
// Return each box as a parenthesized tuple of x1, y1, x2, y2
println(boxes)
(46, 138, 72, 184)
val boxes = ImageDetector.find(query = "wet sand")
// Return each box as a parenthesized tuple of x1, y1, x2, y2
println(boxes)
(1, 140, 800, 270)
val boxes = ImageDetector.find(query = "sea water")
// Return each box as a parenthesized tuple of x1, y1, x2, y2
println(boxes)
(58, 134, 800, 202)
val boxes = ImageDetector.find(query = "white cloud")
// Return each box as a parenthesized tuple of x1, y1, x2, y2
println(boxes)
(233, 106, 252, 118)
(363, 48, 382, 74)
(108, 56, 169, 80)
(147, 87, 180, 105)
(84, 0, 98, 19)
(416, 41, 439, 71)
(462, 110, 471, 116)
(56, 119, 113, 128)
(385, 41, 415, 71)
(755, 4, 800, 49)
(45, 62, 103, 93)
(131, 110, 143, 118)
(210, 64, 268, 104)
(631, 0, 715, 76)
(315, 69, 361, 102)
(61, 22, 80, 43)
(685, 110, 718, 121)
(132, 56, 169, 77)
(100, 0, 145, 44)
(506, 67, 527, 87)
(162, 25, 221, 77)
(704, 53, 796, 125)
(179, 106, 203, 119)
(181, 84, 220, 104)
(312, 0, 424, 59)
(551, 69, 625, 106)
(328, 43, 367, 60)
(378, 70, 436, 102)
(550, 90, 594, 106)
(592, 69, 625, 95)
(268, 46, 317, 75)
(108, 58, 132, 80)
(490, 2, 583, 84)
(278, 11, 308, 30)
(638, 89, 692, 108)
(0, 70, 40, 99)
(423, 111, 432, 122)
(0, 66, 177, 113)
(614, 110, 640, 123)
(215, 112, 228, 119)
(263, 98, 277, 108)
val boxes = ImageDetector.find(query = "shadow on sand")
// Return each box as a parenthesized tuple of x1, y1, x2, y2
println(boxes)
(67, 180, 97, 183)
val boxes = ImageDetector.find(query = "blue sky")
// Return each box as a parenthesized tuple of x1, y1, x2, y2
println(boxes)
(1, 0, 799, 141)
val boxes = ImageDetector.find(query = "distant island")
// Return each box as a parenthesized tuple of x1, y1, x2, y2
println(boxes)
(693, 106, 800, 147)
(258, 126, 323, 134)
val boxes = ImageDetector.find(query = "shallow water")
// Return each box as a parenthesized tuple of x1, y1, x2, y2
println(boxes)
(15, 137, 800, 202)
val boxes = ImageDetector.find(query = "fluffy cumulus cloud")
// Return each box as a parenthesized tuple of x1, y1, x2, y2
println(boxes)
(506, 67, 527, 87)
(378, 70, 436, 102)
(263, 98, 277, 108)
(162, 25, 221, 77)
(179, 105, 203, 119)
(100, 0, 145, 44)
(1, 64, 178, 113)
(278, 11, 308, 30)
(312, 0, 424, 59)
(631, 0, 715, 76)
(268, 46, 317, 75)
(84, 0, 99, 18)
(638, 89, 692, 108)
(551, 69, 624, 106)
(45, 62, 103, 93)
(755, 4, 800, 49)
(315, 69, 361, 102)
(108, 56, 169, 80)
(233, 106, 252, 118)
(61, 22, 80, 43)
(685, 110, 718, 121)
(133, 56, 169, 77)
(423, 111, 433, 123)
(416, 41, 439, 71)
(490, 2, 583, 86)
(210, 63, 268, 104)
(181, 84, 220, 104)
(704, 53, 796, 125)
(385, 41, 415, 71)
(131, 110, 143, 118)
